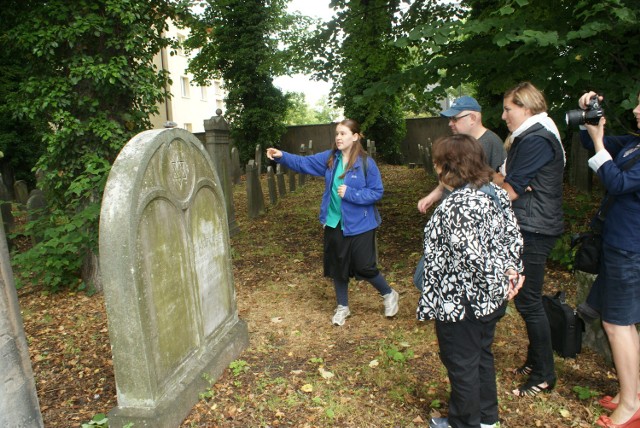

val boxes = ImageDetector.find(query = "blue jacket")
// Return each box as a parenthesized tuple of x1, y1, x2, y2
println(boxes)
(581, 130, 640, 253)
(275, 149, 383, 236)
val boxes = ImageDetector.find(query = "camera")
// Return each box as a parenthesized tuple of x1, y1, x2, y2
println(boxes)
(566, 95, 604, 127)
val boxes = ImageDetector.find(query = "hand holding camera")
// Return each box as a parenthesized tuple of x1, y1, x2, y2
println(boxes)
(566, 91, 605, 127)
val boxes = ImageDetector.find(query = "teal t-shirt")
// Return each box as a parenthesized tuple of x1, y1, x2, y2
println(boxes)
(325, 154, 345, 228)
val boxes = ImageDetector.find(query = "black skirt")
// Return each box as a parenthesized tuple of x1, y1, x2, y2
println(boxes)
(323, 224, 379, 281)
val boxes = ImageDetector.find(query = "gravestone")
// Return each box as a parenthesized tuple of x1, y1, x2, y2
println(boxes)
(288, 169, 296, 192)
(569, 133, 593, 193)
(0, 178, 13, 239)
(204, 111, 239, 237)
(276, 164, 286, 198)
(13, 180, 29, 205)
(100, 128, 249, 428)
(231, 147, 242, 185)
(254, 144, 262, 175)
(26, 190, 47, 245)
(0, 210, 44, 428)
(267, 166, 277, 206)
(298, 144, 307, 187)
(308, 140, 314, 155)
(245, 160, 265, 219)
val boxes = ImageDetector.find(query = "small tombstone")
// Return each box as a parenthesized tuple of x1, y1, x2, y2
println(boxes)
(267, 166, 277, 206)
(298, 144, 307, 187)
(99, 128, 248, 428)
(308, 140, 314, 155)
(367, 140, 376, 158)
(254, 144, 262, 175)
(231, 147, 242, 185)
(288, 169, 297, 193)
(26, 189, 47, 245)
(246, 160, 265, 219)
(0, 178, 13, 239)
(276, 164, 286, 198)
(13, 180, 29, 205)
(0, 210, 44, 427)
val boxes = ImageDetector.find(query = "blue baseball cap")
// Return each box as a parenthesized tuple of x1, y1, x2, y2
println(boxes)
(440, 96, 482, 117)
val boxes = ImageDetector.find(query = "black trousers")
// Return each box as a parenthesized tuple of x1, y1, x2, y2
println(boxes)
(435, 306, 504, 428)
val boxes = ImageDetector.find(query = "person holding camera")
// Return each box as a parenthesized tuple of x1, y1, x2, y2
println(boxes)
(578, 91, 640, 428)
(496, 82, 565, 397)
(266, 119, 399, 327)
(418, 134, 524, 428)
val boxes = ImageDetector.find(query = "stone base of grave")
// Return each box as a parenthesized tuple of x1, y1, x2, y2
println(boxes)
(107, 319, 249, 428)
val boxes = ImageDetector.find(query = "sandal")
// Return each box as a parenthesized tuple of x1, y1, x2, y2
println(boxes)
(513, 378, 556, 397)
(513, 364, 533, 376)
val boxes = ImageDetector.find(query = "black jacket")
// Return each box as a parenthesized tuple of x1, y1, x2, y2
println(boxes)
(506, 124, 564, 236)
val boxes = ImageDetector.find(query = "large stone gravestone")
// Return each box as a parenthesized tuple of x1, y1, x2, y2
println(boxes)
(0, 210, 44, 428)
(99, 128, 249, 428)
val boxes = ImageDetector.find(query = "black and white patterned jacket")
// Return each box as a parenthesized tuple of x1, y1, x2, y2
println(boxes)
(417, 183, 523, 323)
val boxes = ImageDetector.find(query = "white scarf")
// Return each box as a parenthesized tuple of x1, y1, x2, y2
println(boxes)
(510, 112, 566, 165)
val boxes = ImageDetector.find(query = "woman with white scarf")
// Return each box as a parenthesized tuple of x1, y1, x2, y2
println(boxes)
(497, 82, 565, 397)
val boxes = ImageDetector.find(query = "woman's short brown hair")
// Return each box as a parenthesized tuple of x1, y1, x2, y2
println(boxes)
(431, 134, 495, 189)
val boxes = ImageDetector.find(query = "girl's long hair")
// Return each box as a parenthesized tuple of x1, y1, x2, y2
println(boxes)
(327, 119, 368, 179)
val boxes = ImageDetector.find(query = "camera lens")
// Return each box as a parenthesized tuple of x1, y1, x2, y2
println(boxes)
(565, 109, 585, 127)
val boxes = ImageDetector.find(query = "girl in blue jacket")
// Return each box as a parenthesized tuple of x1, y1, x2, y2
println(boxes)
(266, 119, 398, 326)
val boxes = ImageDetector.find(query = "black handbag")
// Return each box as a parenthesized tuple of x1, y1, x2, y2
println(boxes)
(572, 152, 640, 274)
(571, 218, 603, 274)
(542, 291, 584, 358)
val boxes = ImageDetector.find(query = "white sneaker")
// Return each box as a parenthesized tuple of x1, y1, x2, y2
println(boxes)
(481, 423, 499, 428)
(332, 305, 350, 326)
(383, 289, 399, 317)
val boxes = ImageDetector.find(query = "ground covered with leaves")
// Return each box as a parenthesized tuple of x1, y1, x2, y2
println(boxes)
(18, 164, 616, 427)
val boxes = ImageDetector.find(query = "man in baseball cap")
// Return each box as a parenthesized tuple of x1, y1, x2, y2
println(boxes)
(417, 96, 507, 214)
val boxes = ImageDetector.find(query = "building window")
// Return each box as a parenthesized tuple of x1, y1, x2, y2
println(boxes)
(200, 86, 208, 101)
(177, 34, 186, 56)
(184, 123, 192, 132)
(181, 76, 190, 98)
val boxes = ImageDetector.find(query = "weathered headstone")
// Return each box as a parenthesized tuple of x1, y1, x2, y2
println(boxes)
(13, 180, 29, 205)
(569, 133, 593, 193)
(0, 178, 13, 239)
(298, 144, 307, 187)
(367, 140, 376, 158)
(246, 160, 265, 219)
(288, 169, 297, 193)
(99, 128, 248, 428)
(231, 147, 242, 185)
(204, 111, 239, 237)
(0, 210, 44, 428)
(267, 166, 277, 206)
(26, 190, 47, 245)
(254, 144, 262, 175)
(276, 164, 286, 198)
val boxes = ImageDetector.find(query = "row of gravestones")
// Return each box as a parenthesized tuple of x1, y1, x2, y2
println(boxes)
(245, 143, 314, 219)
(0, 177, 48, 246)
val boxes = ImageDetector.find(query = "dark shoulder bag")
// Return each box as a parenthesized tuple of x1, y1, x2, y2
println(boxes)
(572, 152, 640, 274)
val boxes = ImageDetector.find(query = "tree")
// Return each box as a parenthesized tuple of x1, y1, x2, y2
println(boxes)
(2, 0, 185, 290)
(186, 0, 313, 164)
(313, 0, 408, 163)
(283, 92, 319, 125)
(386, 0, 640, 136)
(0, 2, 46, 188)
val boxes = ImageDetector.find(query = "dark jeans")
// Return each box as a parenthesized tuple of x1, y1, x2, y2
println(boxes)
(514, 231, 558, 383)
(435, 306, 504, 428)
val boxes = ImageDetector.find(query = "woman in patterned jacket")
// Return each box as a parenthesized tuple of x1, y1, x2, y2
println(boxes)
(418, 134, 524, 428)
